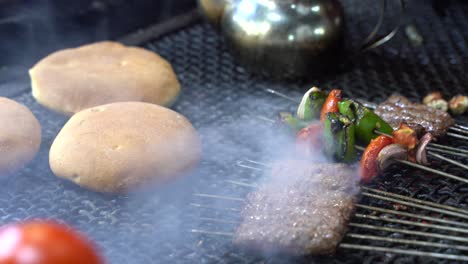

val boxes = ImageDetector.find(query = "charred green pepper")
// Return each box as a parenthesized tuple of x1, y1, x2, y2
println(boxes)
(297, 87, 327, 121)
(338, 100, 393, 145)
(323, 112, 356, 163)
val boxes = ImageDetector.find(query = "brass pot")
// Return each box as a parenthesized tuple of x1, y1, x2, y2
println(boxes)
(220, 0, 345, 78)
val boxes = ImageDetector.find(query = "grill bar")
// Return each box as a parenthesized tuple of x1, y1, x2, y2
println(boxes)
(354, 213, 468, 234)
(348, 223, 468, 243)
(356, 204, 468, 228)
(345, 233, 468, 251)
(361, 192, 468, 220)
(429, 151, 468, 170)
(362, 187, 468, 215)
(338, 244, 468, 261)
(449, 127, 468, 136)
(426, 147, 468, 158)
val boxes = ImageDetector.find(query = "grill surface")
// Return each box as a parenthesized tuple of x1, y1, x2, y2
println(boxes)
(0, 0, 467, 263)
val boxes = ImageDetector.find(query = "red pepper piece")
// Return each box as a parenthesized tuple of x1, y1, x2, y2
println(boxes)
(393, 123, 418, 150)
(360, 135, 394, 183)
(296, 122, 323, 158)
(320, 89, 342, 122)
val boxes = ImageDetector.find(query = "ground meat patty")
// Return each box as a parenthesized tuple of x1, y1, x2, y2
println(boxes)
(233, 161, 359, 256)
(374, 94, 454, 137)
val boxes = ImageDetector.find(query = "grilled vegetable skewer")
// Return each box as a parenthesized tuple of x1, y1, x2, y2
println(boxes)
(266, 87, 468, 142)
(259, 88, 467, 182)
(262, 114, 468, 184)
(267, 87, 468, 168)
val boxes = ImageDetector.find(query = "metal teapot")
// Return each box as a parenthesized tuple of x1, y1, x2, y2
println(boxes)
(198, 0, 403, 79)
(198, 0, 228, 27)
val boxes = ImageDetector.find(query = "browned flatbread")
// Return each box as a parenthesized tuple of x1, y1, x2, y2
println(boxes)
(0, 97, 41, 175)
(29, 41, 180, 115)
(49, 102, 201, 193)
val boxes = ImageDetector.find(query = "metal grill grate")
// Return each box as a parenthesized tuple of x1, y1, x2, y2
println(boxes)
(0, 0, 467, 263)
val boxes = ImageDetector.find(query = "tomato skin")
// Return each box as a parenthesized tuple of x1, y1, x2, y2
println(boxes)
(295, 122, 323, 157)
(0, 221, 103, 264)
(360, 135, 394, 183)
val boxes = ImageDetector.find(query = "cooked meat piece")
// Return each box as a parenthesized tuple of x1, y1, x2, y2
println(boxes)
(233, 161, 359, 256)
(374, 94, 454, 137)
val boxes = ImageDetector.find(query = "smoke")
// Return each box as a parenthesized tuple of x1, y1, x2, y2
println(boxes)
(97, 92, 361, 263)
(0, 87, 361, 263)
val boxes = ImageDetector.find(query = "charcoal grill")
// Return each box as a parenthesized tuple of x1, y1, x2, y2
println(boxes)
(0, 0, 467, 263)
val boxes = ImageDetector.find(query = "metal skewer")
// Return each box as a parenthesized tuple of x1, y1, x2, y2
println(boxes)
(226, 170, 468, 216)
(199, 217, 239, 225)
(338, 244, 468, 261)
(191, 203, 241, 212)
(354, 213, 468, 234)
(264, 88, 468, 145)
(348, 223, 468, 243)
(446, 132, 468, 141)
(449, 126, 468, 136)
(356, 204, 468, 228)
(226, 168, 468, 219)
(345, 233, 468, 251)
(193, 193, 245, 202)
(426, 147, 468, 159)
(362, 187, 468, 215)
(454, 124, 468, 131)
(192, 193, 468, 261)
(354, 145, 468, 184)
(257, 112, 467, 160)
(192, 169, 468, 261)
(191, 229, 234, 237)
(193, 219, 468, 243)
(428, 143, 468, 155)
(428, 151, 468, 170)
(264, 88, 300, 103)
(191, 226, 468, 261)
(372, 130, 468, 171)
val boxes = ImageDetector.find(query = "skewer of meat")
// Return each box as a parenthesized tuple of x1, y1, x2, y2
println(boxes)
(255, 113, 468, 184)
(266, 88, 468, 143)
(263, 87, 468, 173)
(191, 160, 468, 261)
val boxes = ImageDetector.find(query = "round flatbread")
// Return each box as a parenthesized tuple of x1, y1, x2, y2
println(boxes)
(29, 41, 180, 115)
(0, 97, 42, 175)
(49, 102, 201, 193)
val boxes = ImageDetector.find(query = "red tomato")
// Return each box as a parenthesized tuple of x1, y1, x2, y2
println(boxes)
(0, 221, 104, 264)
(296, 122, 323, 157)
(360, 135, 394, 183)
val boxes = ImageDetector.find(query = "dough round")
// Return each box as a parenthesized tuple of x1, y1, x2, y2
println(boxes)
(0, 97, 42, 175)
(49, 102, 201, 193)
(29, 41, 181, 116)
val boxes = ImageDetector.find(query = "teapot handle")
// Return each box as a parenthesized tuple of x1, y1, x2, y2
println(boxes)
(358, 0, 405, 52)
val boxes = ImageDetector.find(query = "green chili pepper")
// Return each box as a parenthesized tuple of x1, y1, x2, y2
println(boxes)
(323, 112, 356, 163)
(338, 100, 393, 145)
(277, 112, 309, 133)
(297, 87, 327, 121)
